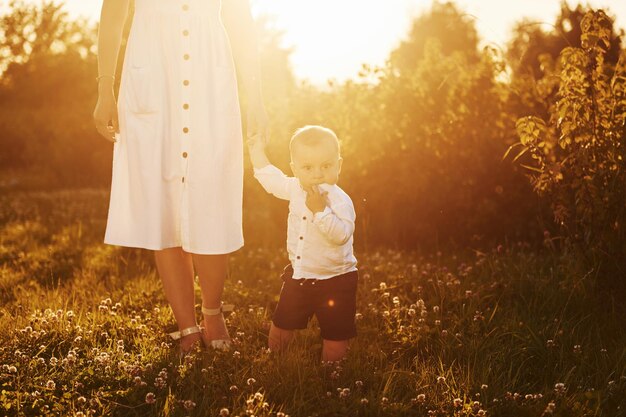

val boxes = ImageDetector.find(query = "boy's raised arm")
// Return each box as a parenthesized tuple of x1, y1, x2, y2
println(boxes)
(247, 134, 271, 169)
(248, 136, 293, 201)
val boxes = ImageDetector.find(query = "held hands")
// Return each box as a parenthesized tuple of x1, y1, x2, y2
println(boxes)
(246, 133, 265, 150)
(93, 85, 119, 143)
(246, 97, 269, 147)
(246, 132, 271, 169)
(304, 185, 328, 214)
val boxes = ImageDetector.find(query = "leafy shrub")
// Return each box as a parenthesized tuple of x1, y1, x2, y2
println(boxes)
(510, 10, 626, 283)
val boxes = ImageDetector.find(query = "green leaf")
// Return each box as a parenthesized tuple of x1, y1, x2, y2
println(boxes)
(503, 142, 524, 161)
(521, 164, 543, 173)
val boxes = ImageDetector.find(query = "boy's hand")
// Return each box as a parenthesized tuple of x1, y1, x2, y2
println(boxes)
(304, 185, 328, 213)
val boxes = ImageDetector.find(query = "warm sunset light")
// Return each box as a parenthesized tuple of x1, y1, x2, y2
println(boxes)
(55, 0, 626, 83)
(2, 0, 626, 415)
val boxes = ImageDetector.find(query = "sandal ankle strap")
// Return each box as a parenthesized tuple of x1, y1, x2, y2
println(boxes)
(202, 302, 234, 316)
(168, 324, 202, 341)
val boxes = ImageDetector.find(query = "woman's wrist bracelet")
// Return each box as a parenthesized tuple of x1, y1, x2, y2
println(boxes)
(96, 75, 116, 83)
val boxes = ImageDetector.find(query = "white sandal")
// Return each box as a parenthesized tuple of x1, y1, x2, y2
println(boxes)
(201, 302, 234, 351)
(168, 325, 203, 341)
(168, 325, 203, 358)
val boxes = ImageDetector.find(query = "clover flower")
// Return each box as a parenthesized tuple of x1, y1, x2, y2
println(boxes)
(543, 401, 556, 414)
(554, 383, 566, 396)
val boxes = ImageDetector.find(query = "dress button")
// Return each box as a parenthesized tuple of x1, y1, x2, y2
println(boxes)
(302, 216, 307, 220)
(183, 127, 189, 133)
(299, 236, 303, 240)
(183, 103, 189, 110)
(182, 177, 185, 183)
(183, 54, 190, 60)
(296, 256, 301, 259)
(182, 30, 189, 36)
(183, 80, 190, 86)
(182, 152, 188, 158)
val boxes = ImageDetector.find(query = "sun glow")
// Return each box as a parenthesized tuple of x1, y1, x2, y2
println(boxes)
(58, 0, 626, 84)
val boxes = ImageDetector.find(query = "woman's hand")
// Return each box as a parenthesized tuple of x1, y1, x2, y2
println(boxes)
(93, 84, 119, 143)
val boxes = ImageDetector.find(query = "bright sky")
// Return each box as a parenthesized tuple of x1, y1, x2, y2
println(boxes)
(58, 0, 626, 84)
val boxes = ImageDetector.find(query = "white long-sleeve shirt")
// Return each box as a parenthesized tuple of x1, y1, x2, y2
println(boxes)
(253, 164, 358, 279)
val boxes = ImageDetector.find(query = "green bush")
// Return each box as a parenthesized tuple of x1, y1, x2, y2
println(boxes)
(510, 10, 626, 285)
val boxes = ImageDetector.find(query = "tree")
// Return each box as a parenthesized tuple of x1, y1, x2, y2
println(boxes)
(505, 1, 623, 121)
(507, 1, 622, 81)
(390, 1, 481, 74)
(0, 0, 101, 183)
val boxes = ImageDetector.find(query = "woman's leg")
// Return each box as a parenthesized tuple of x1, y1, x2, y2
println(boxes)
(192, 254, 230, 343)
(154, 247, 200, 351)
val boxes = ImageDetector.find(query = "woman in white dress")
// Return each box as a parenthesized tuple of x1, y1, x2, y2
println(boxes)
(93, 0, 268, 353)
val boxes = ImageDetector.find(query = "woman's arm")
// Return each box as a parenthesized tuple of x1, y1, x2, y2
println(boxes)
(93, 0, 130, 142)
(221, 0, 269, 143)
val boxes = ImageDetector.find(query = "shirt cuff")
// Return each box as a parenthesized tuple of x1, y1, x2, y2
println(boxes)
(313, 206, 332, 222)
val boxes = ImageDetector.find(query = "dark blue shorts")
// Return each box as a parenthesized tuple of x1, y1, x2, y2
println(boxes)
(272, 264, 358, 341)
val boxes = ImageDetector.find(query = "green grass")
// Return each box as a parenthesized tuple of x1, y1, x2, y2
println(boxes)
(0, 189, 625, 416)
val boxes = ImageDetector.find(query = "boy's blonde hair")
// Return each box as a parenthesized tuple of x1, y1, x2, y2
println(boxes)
(289, 125, 341, 158)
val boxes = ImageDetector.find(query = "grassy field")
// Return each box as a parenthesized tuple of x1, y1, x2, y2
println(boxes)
(0, 189, 624, 417)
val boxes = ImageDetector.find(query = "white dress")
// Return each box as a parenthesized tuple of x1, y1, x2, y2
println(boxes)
(104, 0, 244, 254)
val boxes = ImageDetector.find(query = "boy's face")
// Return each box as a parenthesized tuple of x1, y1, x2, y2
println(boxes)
(290, 141, 343, 188)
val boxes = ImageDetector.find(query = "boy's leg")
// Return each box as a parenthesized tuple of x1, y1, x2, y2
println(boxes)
(269, 265, 311, 352)
(315, 270, 358, 362)
(268, 323, 295, 352)
(322, 339, 350, 362)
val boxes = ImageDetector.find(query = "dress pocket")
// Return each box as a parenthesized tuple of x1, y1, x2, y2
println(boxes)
(127, 66, 157, 115)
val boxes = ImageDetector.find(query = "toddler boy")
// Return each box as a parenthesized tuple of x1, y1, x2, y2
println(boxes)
(247, 125, 358, 362)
